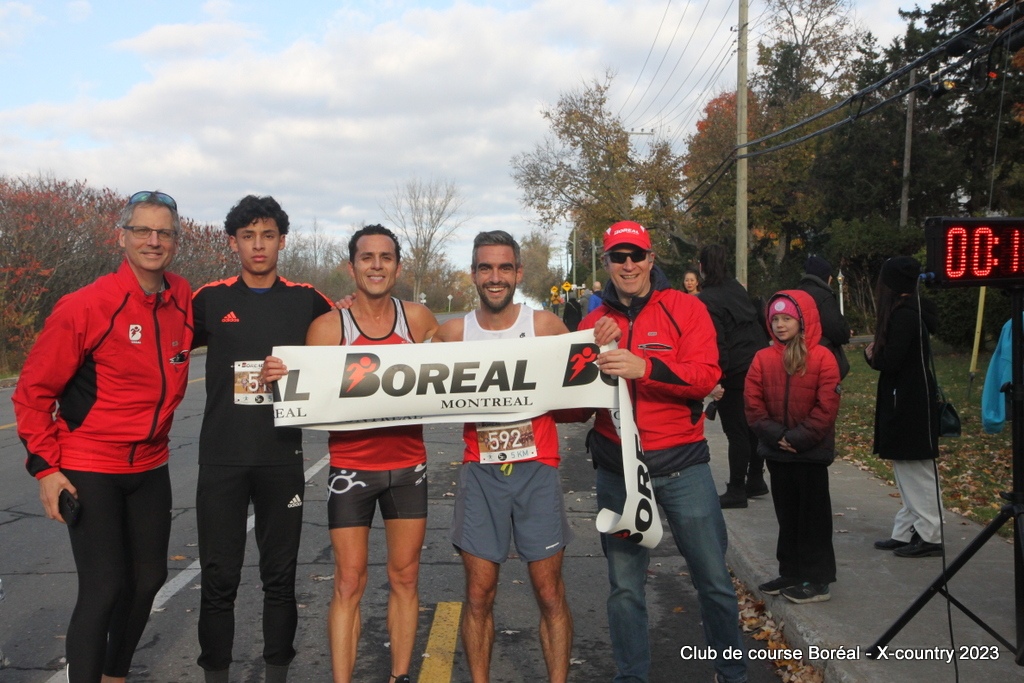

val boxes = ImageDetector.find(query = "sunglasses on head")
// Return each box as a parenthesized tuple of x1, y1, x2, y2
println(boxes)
(128, 190, 177, 211)
(607, 249, 649, 264)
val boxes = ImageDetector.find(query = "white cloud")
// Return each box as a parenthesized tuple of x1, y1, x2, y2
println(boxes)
(0, 0, 936, 262)
(66, 1, 91, 22)
(0, 2, 43, 48)
(113, 21, 261, 58)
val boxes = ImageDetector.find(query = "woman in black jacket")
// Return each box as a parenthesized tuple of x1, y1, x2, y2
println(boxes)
(866, 256, 944, 558)
(698, 245, 770, 508)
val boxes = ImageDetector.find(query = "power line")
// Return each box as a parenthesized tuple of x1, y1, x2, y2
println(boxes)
(617, 0, 675, 118)
(627, 0, 728, 126)
(675, 0, 1019, 213)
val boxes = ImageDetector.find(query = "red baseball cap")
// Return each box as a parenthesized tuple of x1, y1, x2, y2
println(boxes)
(603, 221, 651, 252)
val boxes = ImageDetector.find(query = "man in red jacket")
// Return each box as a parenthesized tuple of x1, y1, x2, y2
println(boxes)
(579, 221, 747, 683)
(13, 190, 193, 683)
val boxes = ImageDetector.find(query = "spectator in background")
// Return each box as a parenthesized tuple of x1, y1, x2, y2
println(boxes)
(563, 291, 583, 331)
(588, 280, 604, 313)
(796, 256, 851, 379)
(866, 256, 944, 559)
(698, 244, 770, 509)
(682, 268, 702, 295)
(746, 291, 841, 604)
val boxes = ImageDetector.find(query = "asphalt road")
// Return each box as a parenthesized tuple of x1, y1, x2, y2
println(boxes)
(0, 354, 778, 683)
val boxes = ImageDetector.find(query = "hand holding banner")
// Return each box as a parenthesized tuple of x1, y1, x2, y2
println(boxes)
(595, 364, 663, 549)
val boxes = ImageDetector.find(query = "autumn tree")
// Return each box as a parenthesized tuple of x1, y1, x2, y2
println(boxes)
(518, 229, 565, 304)
(0, 175, 241, 373)
(277, 219, 350, 299)
(379, 177, 470, 302)
(0, 176, 123, 371)
(511, 73, 689, 277)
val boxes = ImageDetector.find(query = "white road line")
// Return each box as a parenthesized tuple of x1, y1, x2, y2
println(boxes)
(44, 453, 331, 683)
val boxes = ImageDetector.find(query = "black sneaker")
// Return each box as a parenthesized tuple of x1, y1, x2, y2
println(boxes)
(874, 537, 911, 550)
(758, 576, 799, 595)
(746, 480, 769, 497)
(389, 676, 411, 683)
(718, 483, 748, 509)
(781, 582, 831, 604)
(894, 537, 943, 558)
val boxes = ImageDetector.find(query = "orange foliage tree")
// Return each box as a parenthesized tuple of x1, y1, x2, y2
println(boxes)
(0, 175, 232, 373)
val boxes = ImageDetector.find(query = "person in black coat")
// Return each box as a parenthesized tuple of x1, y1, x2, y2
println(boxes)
(865, 256, 944, 558)
(796, 256, 851, 379)
(698, 244, 770, 508)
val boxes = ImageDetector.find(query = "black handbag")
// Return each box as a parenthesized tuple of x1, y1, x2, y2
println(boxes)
(929, 352, 961, 437)
(936, 387, 961, 438)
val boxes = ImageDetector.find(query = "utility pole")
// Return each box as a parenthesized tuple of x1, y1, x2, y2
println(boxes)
(900, 69, 916, 228)
(572, 227, 578, 288)
(736, 0, 749, 287)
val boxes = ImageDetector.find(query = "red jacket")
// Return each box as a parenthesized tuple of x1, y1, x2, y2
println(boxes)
(744, 289, 840, 465)
(13, 260, 193, 478)
(580, 269, 720, 463)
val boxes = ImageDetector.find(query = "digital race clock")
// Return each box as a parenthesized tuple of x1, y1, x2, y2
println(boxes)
(924, 216, 1024, 288)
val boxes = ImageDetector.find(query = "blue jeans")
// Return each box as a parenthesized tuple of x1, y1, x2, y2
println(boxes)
(596, 464, 747, 683)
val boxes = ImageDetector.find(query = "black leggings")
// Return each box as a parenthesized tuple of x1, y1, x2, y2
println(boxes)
(63, 466, 172, 682)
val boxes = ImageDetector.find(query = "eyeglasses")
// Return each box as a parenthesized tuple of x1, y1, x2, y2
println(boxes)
(124, 226, 178, 242)
(127, 190, 177, 211)
(607, 249, 650, 265)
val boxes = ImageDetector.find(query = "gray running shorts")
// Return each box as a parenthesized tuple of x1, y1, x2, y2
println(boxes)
(327, 464, 427, 528)
(450, 460, 572, 563)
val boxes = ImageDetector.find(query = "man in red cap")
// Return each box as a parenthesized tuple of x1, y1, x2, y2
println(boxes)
(579, 221, 747, 683)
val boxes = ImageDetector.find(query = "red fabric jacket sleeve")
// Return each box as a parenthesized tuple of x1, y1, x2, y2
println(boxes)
(12, 293, 92, 479)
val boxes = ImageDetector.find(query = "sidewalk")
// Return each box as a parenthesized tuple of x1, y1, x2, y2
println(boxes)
(703, 419, 1021, 681)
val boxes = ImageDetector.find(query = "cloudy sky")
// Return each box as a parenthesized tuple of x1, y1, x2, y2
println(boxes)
(1, 0, 934, 266)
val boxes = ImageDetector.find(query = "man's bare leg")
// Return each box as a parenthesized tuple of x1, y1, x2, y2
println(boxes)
(328, 526, 370, 683)
(383, 518, 427, 679)
(460, 551, 500, 683)
(528, 550, 572, 683)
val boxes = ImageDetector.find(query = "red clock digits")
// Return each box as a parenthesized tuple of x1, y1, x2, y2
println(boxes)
(1013, 229, 1021, 274)
(973, 227, 994, 277)
(946, 226, 967, 279)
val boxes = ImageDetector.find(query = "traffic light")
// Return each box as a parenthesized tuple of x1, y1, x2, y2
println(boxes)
(929, 78, 956, 99)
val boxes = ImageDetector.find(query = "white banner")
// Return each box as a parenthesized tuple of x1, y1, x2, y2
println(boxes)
(271, 330, 662, 548)
(271, 331, 617, 429)
(596, 377, 663, 548)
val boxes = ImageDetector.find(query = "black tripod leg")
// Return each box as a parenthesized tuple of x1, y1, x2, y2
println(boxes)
(1015, 504, 1024, 665)
(868, 508, 1012, 658)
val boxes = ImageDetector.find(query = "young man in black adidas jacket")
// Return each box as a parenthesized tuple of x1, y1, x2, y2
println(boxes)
(191, 195, 333, 683)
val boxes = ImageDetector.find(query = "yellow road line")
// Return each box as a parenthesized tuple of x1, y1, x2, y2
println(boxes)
(419, 601, 463, 683)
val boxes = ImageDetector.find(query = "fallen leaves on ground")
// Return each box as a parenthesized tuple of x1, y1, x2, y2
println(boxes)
(733, 577, 823, 683)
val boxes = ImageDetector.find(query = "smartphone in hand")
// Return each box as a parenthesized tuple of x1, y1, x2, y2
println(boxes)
(58, 489, 81, 527)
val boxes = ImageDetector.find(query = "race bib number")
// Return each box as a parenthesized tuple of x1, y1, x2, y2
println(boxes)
(476, 420, 538, 464)
(234, 360, 273, 405)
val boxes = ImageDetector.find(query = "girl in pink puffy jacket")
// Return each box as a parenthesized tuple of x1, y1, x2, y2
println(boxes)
(744, 290, 841, 605)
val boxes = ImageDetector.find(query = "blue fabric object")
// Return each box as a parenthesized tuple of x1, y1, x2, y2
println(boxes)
(596, 464, 748, 683)
(982, 316, 1020, 433)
